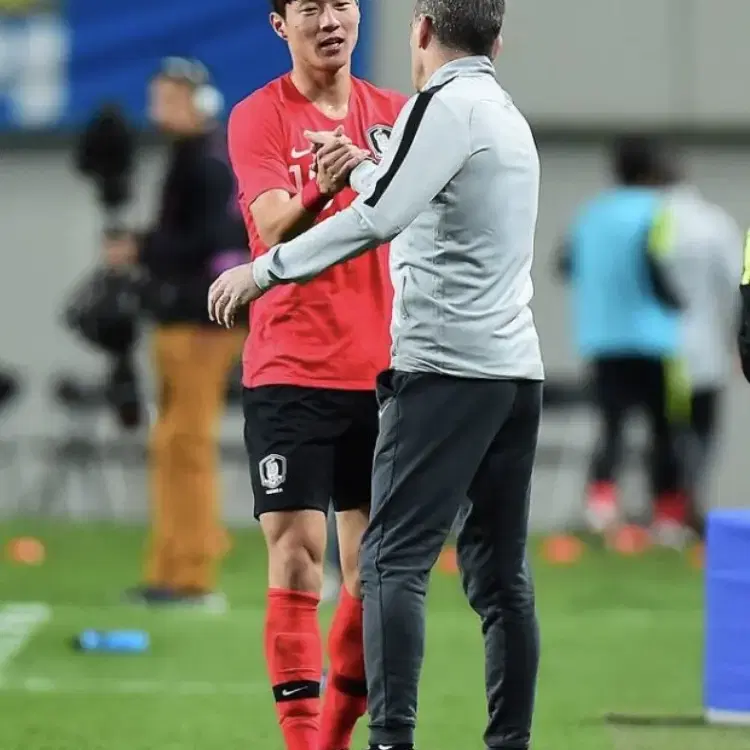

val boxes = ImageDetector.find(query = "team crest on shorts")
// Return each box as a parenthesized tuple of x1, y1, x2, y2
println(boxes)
(366, 125, 393, 161)
(259, 454, 287, 494)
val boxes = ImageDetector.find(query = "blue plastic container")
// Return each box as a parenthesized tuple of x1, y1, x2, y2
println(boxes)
(704, 509, 750, 725)
(73, 630, 150, 653)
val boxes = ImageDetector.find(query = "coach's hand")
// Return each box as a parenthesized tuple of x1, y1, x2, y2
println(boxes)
(208, 263, 261, 328)
(305, 129, 369, 194)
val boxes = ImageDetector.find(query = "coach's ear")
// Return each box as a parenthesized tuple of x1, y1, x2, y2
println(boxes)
(491, 35, 503, 60)
(415, 14, 432, 51)
(270, 12, 288, 41)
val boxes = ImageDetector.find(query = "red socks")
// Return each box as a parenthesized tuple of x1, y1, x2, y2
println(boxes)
(265, 589, 323, 750)
(654, 491, 688, 525)
(264, 587, 367, 750)
(588, 481, 617, 509)
(319, 587, 367, 750)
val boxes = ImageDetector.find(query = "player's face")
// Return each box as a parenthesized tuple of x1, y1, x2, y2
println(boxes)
(272, 0, 360, 73)
(148, 78, 197, 133)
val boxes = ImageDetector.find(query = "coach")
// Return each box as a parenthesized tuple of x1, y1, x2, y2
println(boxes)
(209, 1, 543, 748)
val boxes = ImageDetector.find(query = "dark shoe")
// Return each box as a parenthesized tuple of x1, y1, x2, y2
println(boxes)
(123, 585, 174, 604)
(124, 585, 227, 612)
(172, 589, 228, 612)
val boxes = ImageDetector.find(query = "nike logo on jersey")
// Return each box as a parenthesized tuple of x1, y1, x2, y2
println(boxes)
(291, 146, 312, 158)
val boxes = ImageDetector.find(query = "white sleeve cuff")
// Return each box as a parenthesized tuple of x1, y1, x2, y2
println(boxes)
(350, 159, 378, 195)
(251, 255, 273, 291)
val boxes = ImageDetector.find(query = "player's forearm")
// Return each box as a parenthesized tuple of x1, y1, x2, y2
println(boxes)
(252, 208, 379, 290)
(258, 194, 323, 246)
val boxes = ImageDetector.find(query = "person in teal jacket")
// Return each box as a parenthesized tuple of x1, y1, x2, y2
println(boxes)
(558, 136, 691, 546)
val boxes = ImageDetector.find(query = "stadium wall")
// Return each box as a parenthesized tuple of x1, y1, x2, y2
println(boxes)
(1, 144, 748, 527)
(1, 1, 749, 525)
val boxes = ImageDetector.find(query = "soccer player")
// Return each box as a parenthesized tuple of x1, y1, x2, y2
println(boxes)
(226, 3, 405, 750)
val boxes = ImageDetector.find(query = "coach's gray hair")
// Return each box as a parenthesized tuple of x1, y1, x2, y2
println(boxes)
(414, 0, 505, 58)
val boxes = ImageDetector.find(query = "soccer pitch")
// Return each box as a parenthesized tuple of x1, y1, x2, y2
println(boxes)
(0, 521, 747, 750)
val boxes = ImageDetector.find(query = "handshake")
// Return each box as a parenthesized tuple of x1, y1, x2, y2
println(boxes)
(305, 126, 372, 197)
(208, 127, 374, 328)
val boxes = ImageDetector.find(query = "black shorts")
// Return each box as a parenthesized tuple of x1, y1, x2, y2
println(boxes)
(243, 385, 378, 518)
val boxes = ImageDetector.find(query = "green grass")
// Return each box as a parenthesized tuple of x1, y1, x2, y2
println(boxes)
(0, 521, 745, 749)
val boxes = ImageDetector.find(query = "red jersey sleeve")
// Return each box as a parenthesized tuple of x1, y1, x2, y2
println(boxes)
(227, 91, 294, 211)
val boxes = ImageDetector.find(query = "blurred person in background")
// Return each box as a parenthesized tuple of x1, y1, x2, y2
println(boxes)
(224, 2, 406, 750)
(650, 164, 742, 541)
(557, 136, 690, 549)
(105, 58, 245, 606)
(0, 365, 20, 417)
(739, 237, 750, 382)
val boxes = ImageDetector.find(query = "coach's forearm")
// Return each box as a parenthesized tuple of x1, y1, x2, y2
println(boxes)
(252, 208, 380, 290)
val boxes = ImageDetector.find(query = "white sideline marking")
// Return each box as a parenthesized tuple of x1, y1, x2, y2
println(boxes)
(1, 602, 699, 635)
(705, 709, 750, 726)
(0, 602, 264, 697)
(0, 675, 266, 696)
(0, 603, 50, 671)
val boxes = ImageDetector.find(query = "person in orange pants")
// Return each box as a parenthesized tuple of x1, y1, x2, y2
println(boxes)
(105, 57, 246, 604)
(143, 325, 243, 601)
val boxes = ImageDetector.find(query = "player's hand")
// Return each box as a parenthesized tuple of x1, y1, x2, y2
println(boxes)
(317, 141, 369, 191)
(305, 126, 350, 155)
(208, 263, 262, 328)
(305, 128, 369, 195)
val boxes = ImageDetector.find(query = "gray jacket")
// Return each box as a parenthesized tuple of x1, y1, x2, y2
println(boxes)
(253, 56, 544, 381)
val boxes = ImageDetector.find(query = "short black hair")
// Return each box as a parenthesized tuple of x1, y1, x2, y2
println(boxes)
(415, 0, 505, 58)
(270, 0, 290, 15)
(612, 135, 677, 186)
(271, 0, 359, 16)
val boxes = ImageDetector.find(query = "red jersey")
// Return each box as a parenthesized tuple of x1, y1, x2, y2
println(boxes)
(228, 75, 407, 390)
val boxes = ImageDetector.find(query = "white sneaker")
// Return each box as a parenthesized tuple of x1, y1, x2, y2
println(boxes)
(651, 520, 694, 550)
(585, 498, 620, 534)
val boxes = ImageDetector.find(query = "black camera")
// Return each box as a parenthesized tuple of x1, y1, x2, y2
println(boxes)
(74, 103, 136, 229)
(64, 104, 145, 430)
(63, 265, 146, 430)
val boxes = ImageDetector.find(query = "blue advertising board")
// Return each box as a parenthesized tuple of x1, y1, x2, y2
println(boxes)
(0, 0, 372, 130)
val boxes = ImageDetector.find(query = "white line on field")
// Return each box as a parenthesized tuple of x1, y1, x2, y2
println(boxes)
(4, 602, 698, 627)
(0, 603, 50, 672)
(0, 675, 267, 696)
